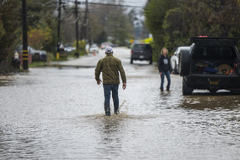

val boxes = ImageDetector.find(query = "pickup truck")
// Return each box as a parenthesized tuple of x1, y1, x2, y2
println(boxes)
(130, 43, 153, 64)
(179, 37, 240, 95)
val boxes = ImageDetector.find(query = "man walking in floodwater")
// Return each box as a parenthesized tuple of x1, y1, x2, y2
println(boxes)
(95, 46, 127, 116)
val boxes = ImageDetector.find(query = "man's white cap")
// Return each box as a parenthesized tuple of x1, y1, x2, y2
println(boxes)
(105, 45, 113, 54)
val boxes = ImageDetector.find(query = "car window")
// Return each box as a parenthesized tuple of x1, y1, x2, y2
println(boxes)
(193, 46, 235, 59)
(91, 44, 97, 48)
(101, 42, 112, 46)
(133, 44, 151, 49)
(193, 47, 206, 58)
(218, 47, 235, 59)
(219, 47, 232, 57)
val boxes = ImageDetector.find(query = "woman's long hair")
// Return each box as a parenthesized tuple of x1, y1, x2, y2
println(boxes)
(160, 48, 168, 55)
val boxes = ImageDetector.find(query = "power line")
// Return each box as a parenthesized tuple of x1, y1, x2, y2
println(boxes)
(33, 0, 55, 6)
(88, 2, 143, 8)
(67, 1, 143, 8)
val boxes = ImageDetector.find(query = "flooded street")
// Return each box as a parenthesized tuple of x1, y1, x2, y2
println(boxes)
(1, 48, 240, 160)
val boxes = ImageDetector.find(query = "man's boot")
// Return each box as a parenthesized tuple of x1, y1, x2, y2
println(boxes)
(114, 107, 119, 115)
(105, 106, 111, 116)
(166, 85, 170, 91)
(105, 112, 110, 116)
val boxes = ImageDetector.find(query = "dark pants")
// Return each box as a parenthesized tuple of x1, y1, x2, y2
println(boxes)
(103, 84, 119, 116)
(160, 70, 171, 90)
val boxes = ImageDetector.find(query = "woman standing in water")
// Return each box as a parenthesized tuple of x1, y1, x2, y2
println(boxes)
(158, 48, 173, 91)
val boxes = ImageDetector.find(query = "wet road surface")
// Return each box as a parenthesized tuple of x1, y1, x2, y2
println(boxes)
(0, 48, 240, 160)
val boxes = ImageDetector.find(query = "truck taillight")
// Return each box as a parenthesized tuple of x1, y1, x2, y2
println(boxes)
(131, 50, 133, 54)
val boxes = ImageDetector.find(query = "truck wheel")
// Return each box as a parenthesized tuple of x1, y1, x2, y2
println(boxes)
(209, 89, 217, 94)
(230, 89, 240, 94)
(182, 78, 193, 95)
(174, 61, 178, 74)
(179, 51, 190, 76)
(209, 86, 218, 94)
(130, 58, 133, 64)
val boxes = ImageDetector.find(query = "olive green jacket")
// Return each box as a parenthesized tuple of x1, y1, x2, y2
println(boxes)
(95, 54, 126, 84)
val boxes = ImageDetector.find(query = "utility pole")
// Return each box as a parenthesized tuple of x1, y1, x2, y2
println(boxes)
(84, 0, 88, 41)
(88, 21, 91, 48)
(57, 0, 62, 59)
(75, 0, 80, 58)
(22, 0, 28, 70)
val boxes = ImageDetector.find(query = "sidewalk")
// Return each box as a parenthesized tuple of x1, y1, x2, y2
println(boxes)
(48, 52, 105, 68)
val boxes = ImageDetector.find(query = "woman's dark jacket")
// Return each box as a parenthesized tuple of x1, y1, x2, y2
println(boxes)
(158, 55, 172, 72)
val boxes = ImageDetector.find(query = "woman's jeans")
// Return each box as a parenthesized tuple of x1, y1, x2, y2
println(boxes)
(161, 70, 171, 90)
(103, 84, 119, 115)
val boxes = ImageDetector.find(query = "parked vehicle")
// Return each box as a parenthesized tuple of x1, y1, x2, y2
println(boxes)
(101, 42, 113, 50)
(64, 44, 76, 53)
(15, 45, 47, 62)
(111, 43, 118, 47)
(130, 43, 153, 64)
(171, 46, 190, 74)
(89, 44, 99, 54)
(29, 46, 47, 62)
(179, 37, 240, 95)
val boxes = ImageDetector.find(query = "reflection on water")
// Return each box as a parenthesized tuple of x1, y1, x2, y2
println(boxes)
(0, 75, 15, 86)
(93, 115, 125, 159)
(181, 95, 240, 110)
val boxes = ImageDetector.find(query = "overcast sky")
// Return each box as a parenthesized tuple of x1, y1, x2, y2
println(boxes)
(87, 0, 148, 8)
(122, 0, 147, 7)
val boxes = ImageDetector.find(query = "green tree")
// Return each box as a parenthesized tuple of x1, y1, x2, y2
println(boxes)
(26, 0, 56, 28)
(73, 40, 86, 56)
(162, 8, 190, 52)
(144, 0, 240, 62)
(0, 20, 5, 39)
(87, 0, 134, 45)
(25, 0, 57, 53)
(11, 0, 58, 53)
(28, 25, 52, 50)
(0, 0, 59, 64)
(144, 0, 178, 60)
(106, 10, 133, 45)
(0, 0, 20, 62)
(181, 0, 240, 37)
(95, 31, 107, 45)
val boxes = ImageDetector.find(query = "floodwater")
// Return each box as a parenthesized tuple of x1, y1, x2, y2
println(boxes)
(1, 48, 240, 160)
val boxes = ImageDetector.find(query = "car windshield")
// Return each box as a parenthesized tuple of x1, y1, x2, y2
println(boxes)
(91, 44, 97, 48)
(133, 44, 151, 49)
(102, 42, 112, 46)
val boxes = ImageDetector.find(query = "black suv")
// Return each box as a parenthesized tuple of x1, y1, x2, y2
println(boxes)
(179, 37, 240, 95)
(131, 43, 152, 64)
